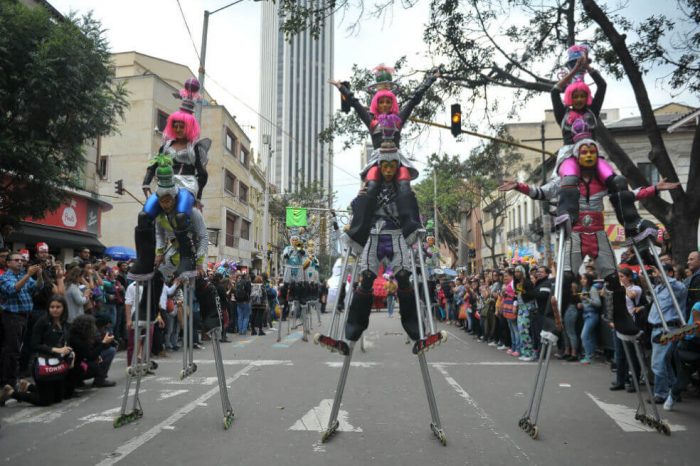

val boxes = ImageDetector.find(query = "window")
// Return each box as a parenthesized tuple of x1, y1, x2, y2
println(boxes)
(240, 219, 251, 240)
(638, 163, 660, 185)
(98, 156, 109, 180)
(224, 170, 236, 195)
(157, 110, 169, 132)
(225, 129, 237, 154)
(226, 213, 237, 248)
(239, 182, 249, 203)
(240, 147, 249, 167)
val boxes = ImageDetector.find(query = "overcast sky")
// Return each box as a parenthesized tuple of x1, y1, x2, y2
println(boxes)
(51, 0, 699, 209)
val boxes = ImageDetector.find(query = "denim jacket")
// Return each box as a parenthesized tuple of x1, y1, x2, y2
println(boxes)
(648, 277, 687, 325)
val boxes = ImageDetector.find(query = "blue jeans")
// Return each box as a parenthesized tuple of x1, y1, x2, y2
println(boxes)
(96, 304, 117, 326)
(386, 295, 395, 317)
(237, 302, 251, 335)
(564, 304, 580, 352)
(507, 318, 520, 352)
(165, 312, 180, 349)
(581, 310, 599, 359)
(98, 346, 117, 380)
(651, 327, 677, 398)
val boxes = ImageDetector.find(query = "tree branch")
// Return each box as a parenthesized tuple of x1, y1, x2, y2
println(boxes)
(582, 0, 683, 205)
(685, 120, 700, 209)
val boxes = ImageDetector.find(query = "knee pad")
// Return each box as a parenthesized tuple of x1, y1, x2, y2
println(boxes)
(359, 270, 377, 292)
(366, 166, 381, 181)
(137, 211, 154, 229)
(174, 212, 189, 231)
(395, 269, 411, 289)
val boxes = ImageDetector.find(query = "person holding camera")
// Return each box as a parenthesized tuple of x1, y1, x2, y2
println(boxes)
(0, 252, 42, 389)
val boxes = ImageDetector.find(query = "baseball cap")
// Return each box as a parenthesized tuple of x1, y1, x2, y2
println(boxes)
(36, 242, 49, 252)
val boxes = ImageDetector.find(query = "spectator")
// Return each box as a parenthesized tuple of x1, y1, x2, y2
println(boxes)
(64, 266, 91, 323)
(562, 276, 582, 361)
(250, 275, 267, 336)
(163, 277, 182, 351)
(211, 273, 231, 342)
(68, 314, 117, 388)
(0, 221, 14, 250)
(234, 273, 252, 336)
(384, 274, 397, 318)
(226, 274, 238, 333)
(114, 262, 129, 347)
(1, 295, 74, 406)
(502, 269, 520, 356)
(124, 273, 167, 366)
(647, 263, 687, 409)
(514, 265, 536, 361)
(685, 251, 700, 317)
(531, 266, 552, 354)
(579, 273, 602, 364)
(319, 279, 328, 314)
(0, 253, 41, 389)
(73, 247, 93, 267)
(611, 267, 642, 391)
(0, 247, 9, 276)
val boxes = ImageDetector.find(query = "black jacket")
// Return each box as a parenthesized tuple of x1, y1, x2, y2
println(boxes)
(532, 277, 553, 316)
(32, 315, 69, 357)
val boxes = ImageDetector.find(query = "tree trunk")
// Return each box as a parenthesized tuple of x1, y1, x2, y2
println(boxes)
(669, 202, 700, 267)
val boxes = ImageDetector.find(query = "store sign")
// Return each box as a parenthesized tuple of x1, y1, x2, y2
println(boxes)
(25, 196, 101, 234)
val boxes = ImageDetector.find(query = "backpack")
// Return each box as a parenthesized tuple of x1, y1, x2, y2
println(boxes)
(250, 283, 265, 306)
(235, 279, 250, 301)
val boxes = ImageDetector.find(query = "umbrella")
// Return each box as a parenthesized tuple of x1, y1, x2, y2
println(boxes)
(104, 246, 136, 261)
(442, 268, 458, 277)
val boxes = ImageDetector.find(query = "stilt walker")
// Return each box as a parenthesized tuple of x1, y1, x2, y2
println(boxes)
(304, 240, 323, 326)
(196, 276, 234, 429)
(314, 124, 447, 444)
(279, 233, 308, 342)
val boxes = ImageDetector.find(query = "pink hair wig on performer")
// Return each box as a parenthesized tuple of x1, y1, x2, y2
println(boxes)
(563, 80, 593, 107)
(370, 89, 399, 115)
(163, 110, 200, 142)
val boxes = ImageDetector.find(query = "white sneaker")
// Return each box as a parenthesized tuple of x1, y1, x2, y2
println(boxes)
(488, 341, 497, 347)
(497, 345, 507, 350)
(520, 356, 535, 362)
(663, 395, 674, 411)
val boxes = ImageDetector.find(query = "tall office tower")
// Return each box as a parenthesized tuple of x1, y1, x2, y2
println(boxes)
(258, 1, 334, 196)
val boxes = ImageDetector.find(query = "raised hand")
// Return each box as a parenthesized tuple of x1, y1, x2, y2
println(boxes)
(498, 180, 518, 192)
(655, 177, 681, 192)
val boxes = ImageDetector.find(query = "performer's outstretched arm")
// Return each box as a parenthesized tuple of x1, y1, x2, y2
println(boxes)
(330, 81, 373, 129)
(588, 68, 607, 116)
(398, 70, 439, 124)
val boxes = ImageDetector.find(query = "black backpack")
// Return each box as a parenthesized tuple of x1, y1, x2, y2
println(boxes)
(235, 279, 250, 301)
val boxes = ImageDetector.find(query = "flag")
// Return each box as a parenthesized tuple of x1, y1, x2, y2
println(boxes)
(286, 207, 307, 227)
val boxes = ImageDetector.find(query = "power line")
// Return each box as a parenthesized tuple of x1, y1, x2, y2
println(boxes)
(176, 0, 201, 61)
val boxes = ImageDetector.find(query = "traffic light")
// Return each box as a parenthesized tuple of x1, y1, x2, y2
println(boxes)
(114, 179, 124, 195)
(450, 104, 462, 137)
(340, 81, 351, 113)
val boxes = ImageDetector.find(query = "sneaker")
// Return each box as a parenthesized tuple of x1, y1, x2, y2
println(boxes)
(506, 349, 513, 355)
(580, 357, 591, 365)
(520, 356, 536, 362)
(497, 344, 507, 350)
(663, 395, 674, 411)
(511, 351, 520, 357)
(488, 341, 498, 347)
(193, 343, 204, 350)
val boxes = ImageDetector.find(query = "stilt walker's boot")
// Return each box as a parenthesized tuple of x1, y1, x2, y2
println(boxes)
(174, 213, 196, 276)
(128, 212, 156, 280)
(345, 181, 380, 252)
(344, 271, 376, 341)
(608, 185, 658, 241)
(398, 287, 420, 341)
(396, 181, 422, 245)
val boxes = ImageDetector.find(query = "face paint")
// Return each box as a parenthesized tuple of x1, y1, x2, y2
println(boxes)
(577, 143, 598, 168)
(377, 96, 393, 114)
(159, 195, 176, 212)
(380, 160, 398, 181)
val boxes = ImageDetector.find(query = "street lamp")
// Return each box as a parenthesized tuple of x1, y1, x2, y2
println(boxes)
(261, 134, 273, 274)
(196, 0, 266, 121)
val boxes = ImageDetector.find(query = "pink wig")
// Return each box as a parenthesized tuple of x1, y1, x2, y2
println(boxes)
(163, 110, 200, 141)
(370, 89, 399, 115)
(563, 80, 593, 107)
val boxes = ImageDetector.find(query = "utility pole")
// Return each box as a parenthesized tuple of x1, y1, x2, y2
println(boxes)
(433, 169, 439, 248)
(262, 134, 272, 275)
(540, 123, 551, 265)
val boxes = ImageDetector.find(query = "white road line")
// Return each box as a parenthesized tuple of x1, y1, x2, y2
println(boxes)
(158, 389, 189, 400)
(433, 364, 531, 464)
(113, 358, 293, 366)
(429, 361, 535, 366)
(324, 361, 379, 368)
(288, 399, 362, 433)
(96, 361, 284, 466)
(3, 395, 92, 425)
(586, 392, 687, 432)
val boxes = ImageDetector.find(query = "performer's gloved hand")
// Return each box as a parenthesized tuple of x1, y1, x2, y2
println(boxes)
(553, 213, 572, 235)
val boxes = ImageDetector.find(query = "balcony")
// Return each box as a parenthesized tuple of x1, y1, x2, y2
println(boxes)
(225, 235, 240, 248)
(506, 226, 523, 240)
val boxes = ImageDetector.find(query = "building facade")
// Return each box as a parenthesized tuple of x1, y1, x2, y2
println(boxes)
(258, 1, 334, 195)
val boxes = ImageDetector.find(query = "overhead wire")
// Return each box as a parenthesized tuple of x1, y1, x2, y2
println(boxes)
(175, 0, 201, 61)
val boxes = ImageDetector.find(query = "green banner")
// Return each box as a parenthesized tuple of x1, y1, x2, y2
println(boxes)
(286, 207, 308, 227)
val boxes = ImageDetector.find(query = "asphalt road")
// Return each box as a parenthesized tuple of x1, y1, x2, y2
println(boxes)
(1, 310, 698, 466)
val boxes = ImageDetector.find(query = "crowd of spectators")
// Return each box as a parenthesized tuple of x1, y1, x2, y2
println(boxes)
(427, 246, 700, 411)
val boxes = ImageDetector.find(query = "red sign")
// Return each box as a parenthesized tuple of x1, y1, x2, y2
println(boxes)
(25, 196, 101, 235)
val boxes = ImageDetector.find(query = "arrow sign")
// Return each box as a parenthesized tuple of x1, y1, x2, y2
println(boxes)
(289, 399, 362, 432)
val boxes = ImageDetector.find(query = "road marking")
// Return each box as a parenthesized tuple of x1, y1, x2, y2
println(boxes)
(586, 392, 687, 432)
(324, 361, 379, 368)
(272, 331, 304, 348)
(4, 396, 91, 425)
(158, 389, 189, 400)
(559, 383, 572, 388)
(114, 358, 293, 366)
(154, 376, 218, 386)
(429, 362, 535, 366)
(433, 364, 531, 463)
(289, 398, 362, 433)
(79, 407, 122, 423)
(233, 339, 254, 348)
(96, 363, 259, 466)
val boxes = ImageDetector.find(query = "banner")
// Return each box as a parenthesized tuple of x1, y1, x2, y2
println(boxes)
(286, 207, 308, 227)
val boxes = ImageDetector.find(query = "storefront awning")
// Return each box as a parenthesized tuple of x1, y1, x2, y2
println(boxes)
(8, 223, 105, 252)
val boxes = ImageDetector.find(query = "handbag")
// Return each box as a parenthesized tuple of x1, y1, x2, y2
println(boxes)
(458, 303, 468, 320)
(34, 353, 73, 382)
(501, 297, 517, 320)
